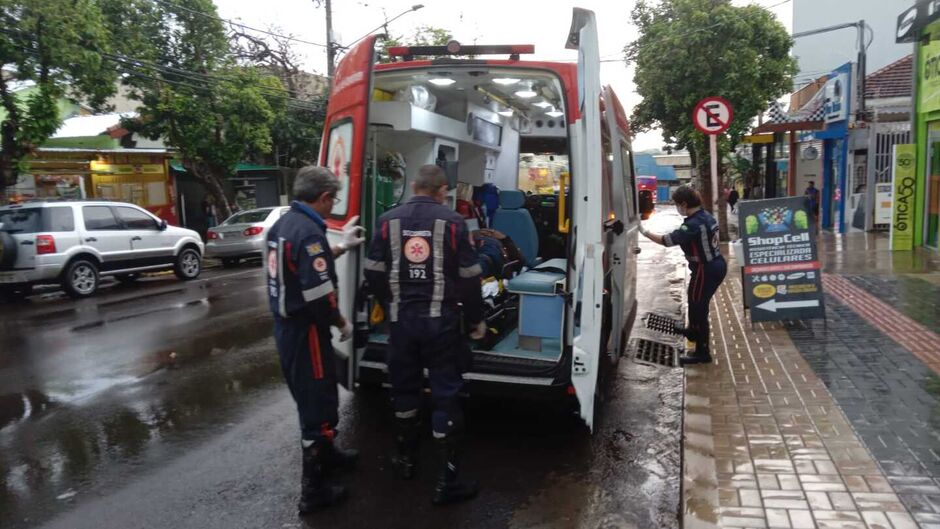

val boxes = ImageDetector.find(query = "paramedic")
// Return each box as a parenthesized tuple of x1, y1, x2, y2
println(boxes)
(267, 166, 366, 513)
(639, 185, 727, 366)
(364, 164, 487, 505)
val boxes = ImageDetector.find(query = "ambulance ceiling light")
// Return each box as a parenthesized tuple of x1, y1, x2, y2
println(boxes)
(493, 78, 520, 85)
(498, 108, 514, 117)
(533, 100, 552, 108)
(429, 77, 456, 86)
(545, 107, 564, 118)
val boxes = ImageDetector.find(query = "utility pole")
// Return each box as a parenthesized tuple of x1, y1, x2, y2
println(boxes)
(325, 0, 335, 90)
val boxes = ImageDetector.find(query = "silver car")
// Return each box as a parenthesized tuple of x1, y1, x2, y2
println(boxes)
(205, 206, 289, 267)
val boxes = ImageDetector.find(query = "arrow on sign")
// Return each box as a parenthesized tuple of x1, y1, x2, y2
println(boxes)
(755, 299, 820, 313)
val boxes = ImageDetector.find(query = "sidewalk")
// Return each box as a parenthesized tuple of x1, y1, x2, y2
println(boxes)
(683, 232, 940, 529)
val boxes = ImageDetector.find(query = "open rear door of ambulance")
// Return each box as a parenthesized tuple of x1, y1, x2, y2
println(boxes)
(566, 8, 605, 431)
(319, 36, 378, 389)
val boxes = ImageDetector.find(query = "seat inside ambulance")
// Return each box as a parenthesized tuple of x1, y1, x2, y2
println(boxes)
(362, 67, 572, 364)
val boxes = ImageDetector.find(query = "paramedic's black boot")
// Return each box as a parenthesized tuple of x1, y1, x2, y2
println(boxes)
(298, 444, 347, 514)
(322, 440, 359, 474)
(679, 345, 712, 366)
(432, 438, 479, 505)
(392, 416, 420, 480)
(672, 323, 695, 340)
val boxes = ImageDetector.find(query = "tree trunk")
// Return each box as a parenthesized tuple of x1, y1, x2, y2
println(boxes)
(715, 158, 730, 242)
(184, 160, 235, 220)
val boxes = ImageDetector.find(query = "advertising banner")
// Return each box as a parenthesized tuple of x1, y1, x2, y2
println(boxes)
(739, 197, 826, 322)
(891, 144, 916, 251)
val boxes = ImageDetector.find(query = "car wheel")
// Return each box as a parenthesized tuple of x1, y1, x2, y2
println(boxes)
(63, 259, 99, 298)
(221, 257, 240, 268)
(174, 248, 202, 280)
(115, 273, 140, 284)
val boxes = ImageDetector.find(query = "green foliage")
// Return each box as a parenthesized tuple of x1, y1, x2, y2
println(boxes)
(378, 25, 453, 62)
(627, 0, 796, 150)
(0, 0, 120, 192)
(119, 0, 287, 217)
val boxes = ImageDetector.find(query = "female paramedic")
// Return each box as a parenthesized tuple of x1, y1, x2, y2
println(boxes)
(639, 185, 727, 366)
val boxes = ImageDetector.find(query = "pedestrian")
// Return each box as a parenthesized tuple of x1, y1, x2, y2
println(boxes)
(728, 187, 739, 213)
(639, 185, 727, 366)
(804, 180, 820, 219)
(364, 164, 487, 505)
(202, 195, 219, 229)
(266, 166, 366, 514)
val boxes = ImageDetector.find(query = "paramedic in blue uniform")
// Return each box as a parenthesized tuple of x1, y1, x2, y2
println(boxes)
(639, 185, 727, 366)
(364, 164, 487, 505)
(266, 166, 366, 514)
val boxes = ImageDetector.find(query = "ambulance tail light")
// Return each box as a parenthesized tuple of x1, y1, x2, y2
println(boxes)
(243, 226, 264, 237)
(207, 230, 219, 240)
(36, 234, 56, 255)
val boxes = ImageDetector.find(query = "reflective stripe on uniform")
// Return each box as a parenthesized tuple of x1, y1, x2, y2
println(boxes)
(302, 281, 334, 302)
(699, 224, 714, 262)
(364, 258, 387, 272)
(277, 237, 288, 318)
(459, 263, 483, 278)
(430, 219, 446, 318)
(395, 409, 419, 419)
(389, 218, 402, 322)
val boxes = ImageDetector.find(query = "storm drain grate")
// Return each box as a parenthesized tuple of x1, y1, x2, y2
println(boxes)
(629, 338, 678, 368)
(644, 313, 683, 336)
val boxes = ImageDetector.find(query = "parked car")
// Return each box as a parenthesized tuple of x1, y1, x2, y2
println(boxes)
(205, 206, 289, 267)
(0, 200, 204, 299)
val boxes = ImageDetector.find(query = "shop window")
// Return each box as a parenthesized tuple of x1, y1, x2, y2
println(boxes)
(83, 206, 121, 231)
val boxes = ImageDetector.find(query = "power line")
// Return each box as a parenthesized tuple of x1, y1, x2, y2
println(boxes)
(149, 0, 331, 49)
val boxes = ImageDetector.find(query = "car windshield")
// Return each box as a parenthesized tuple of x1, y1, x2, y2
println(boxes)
(222, 209, 274, 225)
(0, 208, 42, 233)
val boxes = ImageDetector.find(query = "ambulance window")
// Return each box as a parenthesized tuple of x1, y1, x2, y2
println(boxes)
(325, 120, 353, 217)
(621, 143, 637, 219)
(517, 154, 569, 195)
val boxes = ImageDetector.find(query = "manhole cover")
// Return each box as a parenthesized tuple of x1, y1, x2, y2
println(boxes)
(629, 338, 678, 368)
(644, 313, 683, 336)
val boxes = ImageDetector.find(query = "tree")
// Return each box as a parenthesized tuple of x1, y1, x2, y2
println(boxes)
(627, 0, 796, 239)
(377, 25, 452, 62)
(0, 0, 119, 197)
(231, 28, 328, 169)
(118, 0, 287, 219)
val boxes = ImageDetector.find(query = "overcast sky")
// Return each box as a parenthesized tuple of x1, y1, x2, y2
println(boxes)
(214, 0, 793, 152)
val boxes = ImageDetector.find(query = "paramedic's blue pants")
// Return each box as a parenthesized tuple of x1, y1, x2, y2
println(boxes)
(687, 258, 728, 355)
(388, 310, 464, 438)
(274, 316, 339, 444)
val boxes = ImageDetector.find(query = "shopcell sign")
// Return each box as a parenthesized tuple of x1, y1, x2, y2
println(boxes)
(897, 0, 940, 43)
(920, 38, 940, 114)
(891, 144, 916, 251)
(739, 197, 826, 323)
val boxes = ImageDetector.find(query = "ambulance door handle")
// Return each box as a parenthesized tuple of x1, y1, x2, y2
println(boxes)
(633, 247, 642, 255)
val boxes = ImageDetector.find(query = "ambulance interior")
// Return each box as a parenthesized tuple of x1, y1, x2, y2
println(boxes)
(362, 68, 572, 365)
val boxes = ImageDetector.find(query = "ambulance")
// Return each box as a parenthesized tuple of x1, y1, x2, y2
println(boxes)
(319, 8, 641, 430)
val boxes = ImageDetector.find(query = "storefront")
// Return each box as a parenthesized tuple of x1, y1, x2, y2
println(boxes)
(899, 2, 938, 249)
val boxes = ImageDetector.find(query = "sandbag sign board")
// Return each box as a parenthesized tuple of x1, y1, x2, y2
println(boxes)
(739, 197, 826, 322)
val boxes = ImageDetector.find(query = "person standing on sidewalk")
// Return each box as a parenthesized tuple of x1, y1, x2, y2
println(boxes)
(728, 187, 739, 213)
(266, 166, 366, 514)
(364, 164, 487, 505)
(639, 185, 727, 365)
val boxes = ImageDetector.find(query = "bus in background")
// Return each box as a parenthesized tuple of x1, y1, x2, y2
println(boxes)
(637, 175, 657, 219)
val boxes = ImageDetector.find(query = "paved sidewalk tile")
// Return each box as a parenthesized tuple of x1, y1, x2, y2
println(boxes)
(785, 286, 940, 527)
(682, 274, 917, 529)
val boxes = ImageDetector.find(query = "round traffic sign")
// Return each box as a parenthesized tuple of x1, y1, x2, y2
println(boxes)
(693, 97, 733, 135)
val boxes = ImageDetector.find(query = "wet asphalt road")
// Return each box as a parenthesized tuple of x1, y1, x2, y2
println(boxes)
(0, 208, 688, 529)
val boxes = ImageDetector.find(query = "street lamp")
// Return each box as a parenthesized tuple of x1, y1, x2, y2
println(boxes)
(344, 4, 425, 50)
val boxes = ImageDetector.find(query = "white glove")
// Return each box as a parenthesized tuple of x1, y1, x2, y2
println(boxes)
(339, 215, 366, 251)
(469, 321, 487, 340)
(339, 319, 353, 342)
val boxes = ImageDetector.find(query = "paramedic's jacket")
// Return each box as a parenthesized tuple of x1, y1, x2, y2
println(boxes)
(267, 201, 341, 326)
(364, 196, 484, 324)
(662, 209, 724, 268)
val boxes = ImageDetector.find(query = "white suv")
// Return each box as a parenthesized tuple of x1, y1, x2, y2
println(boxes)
(0, 201, 204, 299)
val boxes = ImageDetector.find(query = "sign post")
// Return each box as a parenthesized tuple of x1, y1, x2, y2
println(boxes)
(693, 97, 733, 212)
(739, 197, 826, 323)
(890, 144, 916, 251)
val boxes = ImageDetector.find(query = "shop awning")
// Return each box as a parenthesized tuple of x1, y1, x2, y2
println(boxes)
(170, 162, 279, 174)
